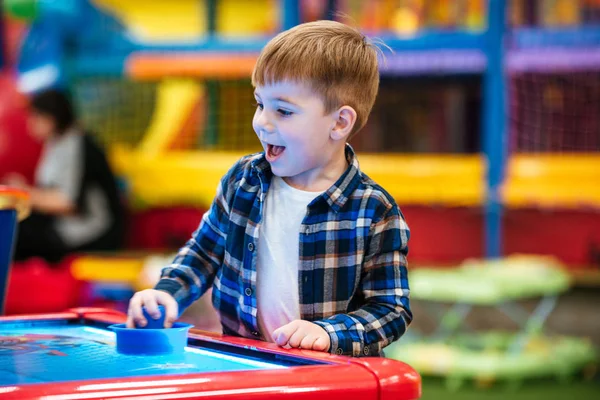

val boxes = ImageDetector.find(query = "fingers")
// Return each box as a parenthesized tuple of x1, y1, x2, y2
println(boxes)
(272, 321, 299, 347)
(287, 326, 306, 349)
(127, 289, 178, 329)
(312, 336, 330, 352)
(299, 334, 319, 350)
(157, 291, 179, 328)
(142, 296, 160, 321)
(273, 321, 314, 349)
(272, 321, 331, 352)
(127, 291, 146, 328)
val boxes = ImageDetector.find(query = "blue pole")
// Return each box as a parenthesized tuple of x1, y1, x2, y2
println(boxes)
(0, 209, 18, 314)
(483, 0, 508, 259)
(281, 0, 300, 30)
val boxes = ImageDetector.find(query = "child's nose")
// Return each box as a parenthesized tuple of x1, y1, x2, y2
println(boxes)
(255, 113, 275, 135)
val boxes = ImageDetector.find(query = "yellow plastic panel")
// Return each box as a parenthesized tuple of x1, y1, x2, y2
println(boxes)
(92, 0, 205, 42)
(110, 148, 485, 209)
(358, 154, 485, 206)
(217, 0, 277, 35)
(71, 255, 144, 283)
(93, 0, 277, 41)
(111, 149, 244, 209)
(504, 154, 600, 208)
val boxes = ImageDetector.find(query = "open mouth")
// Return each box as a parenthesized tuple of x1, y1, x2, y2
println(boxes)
(266, 144, 286, 162)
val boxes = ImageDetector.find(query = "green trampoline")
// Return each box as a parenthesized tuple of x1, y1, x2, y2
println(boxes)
(388, 332, 596, 390)
(388, 255, 598, 389)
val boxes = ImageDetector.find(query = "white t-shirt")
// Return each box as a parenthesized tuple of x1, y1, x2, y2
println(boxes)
(256, 176, 322, 341)
(35, 130, 111, 247)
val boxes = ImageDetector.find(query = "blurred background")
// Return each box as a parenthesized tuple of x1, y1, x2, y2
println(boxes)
(0, 0, 598, 398)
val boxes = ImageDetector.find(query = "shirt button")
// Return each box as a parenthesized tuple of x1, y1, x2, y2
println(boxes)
(363, 346, 370, 356)
(247, 242, 254, 252)
(335, 348, 343, 355)
(244, 287, 252, 296)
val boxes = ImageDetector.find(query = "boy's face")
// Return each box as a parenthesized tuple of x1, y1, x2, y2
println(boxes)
(253, 81, 342, 187)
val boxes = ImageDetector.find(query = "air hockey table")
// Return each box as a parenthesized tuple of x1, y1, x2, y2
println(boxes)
(0, 308, 421, 399)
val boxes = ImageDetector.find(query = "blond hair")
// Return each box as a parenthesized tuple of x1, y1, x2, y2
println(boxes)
(252, 20, 380, 137)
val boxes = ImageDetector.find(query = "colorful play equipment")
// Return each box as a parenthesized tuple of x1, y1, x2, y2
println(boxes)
(387, 255, 598, 389)
(0, 186, 30, 313)
(5, 0, 276, 91)
(1, 0, 597, 271)
(3, 1, 599, 279)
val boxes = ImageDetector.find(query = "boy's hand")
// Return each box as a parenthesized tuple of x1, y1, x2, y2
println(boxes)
(126, 289, 178, 329)
(272, 320, 330, 352)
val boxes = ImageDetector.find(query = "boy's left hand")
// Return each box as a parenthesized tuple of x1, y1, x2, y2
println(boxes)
(272, 320, 330, 352)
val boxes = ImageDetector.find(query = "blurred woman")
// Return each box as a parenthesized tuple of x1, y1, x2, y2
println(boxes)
(5, 89, 124, 262)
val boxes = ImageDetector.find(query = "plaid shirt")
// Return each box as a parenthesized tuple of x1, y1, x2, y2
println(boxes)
(155, 145, 412, 357)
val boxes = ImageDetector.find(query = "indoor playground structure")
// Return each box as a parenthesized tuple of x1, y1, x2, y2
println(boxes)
(1, 0, 599, 394)
(3, 0, 599, 264)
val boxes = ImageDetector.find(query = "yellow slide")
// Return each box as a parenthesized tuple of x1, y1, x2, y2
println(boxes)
(137, 79, 204, 156)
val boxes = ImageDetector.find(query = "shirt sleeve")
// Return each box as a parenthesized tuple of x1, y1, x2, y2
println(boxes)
(154, 166, 234, 312)
(313, 204, 412, 357)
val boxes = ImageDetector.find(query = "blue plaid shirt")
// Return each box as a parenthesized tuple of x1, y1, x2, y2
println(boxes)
(155, 145, 412, 357)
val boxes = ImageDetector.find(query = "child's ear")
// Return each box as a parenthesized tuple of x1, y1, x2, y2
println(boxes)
(330, 106, 357, 141)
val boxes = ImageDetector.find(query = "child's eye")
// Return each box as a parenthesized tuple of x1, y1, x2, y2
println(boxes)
(255, 102, 264, 110)
(277, 109, 293, 117)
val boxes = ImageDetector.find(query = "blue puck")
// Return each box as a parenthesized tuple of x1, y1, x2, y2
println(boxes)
(139, 305, 166, 329)
(110, 322, 193, 355)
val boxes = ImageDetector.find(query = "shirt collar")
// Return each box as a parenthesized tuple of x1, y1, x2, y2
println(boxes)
(251, 144, 362, 213)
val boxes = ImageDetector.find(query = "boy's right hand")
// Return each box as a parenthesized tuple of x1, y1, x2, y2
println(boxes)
(126, 289, 178, 329)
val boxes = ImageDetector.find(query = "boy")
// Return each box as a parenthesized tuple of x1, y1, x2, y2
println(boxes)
(127, 20, 412, 357)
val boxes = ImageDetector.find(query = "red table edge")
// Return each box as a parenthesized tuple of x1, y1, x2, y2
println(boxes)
(0, 308, 422, 400)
